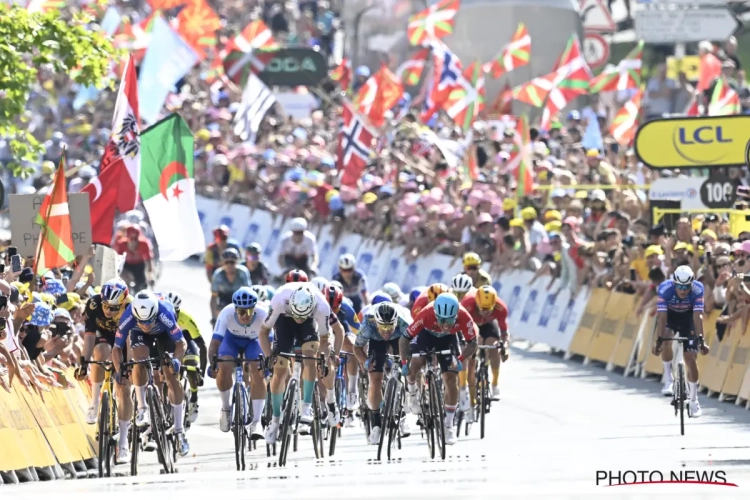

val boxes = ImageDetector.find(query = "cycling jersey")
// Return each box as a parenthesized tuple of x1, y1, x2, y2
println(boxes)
(460, 289, 509, 330)
(406, 303, 476, 341)
(262, 282, 336, 336)
(355, 305, 412, 347)
(211, 266, 252, 307)
(411, 290, 432, 317)
(473, 269, 492, 288)
(278, 230, 317, 259)
(84, 294, 134, 345)
(205, 239, 242, 271)
(657, 280, 704, 335)
(331, 269, 368, 312)
(213, 303, 269, 341)
(247, 261, 271, 285)
(337, 296, 361, 334)
(115, 300, 183, 349)
(153, 293, 202, 341)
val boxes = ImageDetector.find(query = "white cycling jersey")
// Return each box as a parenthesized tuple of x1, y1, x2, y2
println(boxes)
(279, 230, 318, 259)
(213, 303, 269, 340)
(263, 282, 332, 336)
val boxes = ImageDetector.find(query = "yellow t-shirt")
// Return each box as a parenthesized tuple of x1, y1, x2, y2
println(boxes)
(177, 310, 202, 341)
(631, 258, 649, 281)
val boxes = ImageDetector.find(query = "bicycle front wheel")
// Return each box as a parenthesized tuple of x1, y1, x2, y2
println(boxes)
(478, 368, 486, 440)
(428, 371, 446, 460)
(378, 376, 396, 461)
(311, 385, 324, 459)
(678, 363, 686, 436)
(233, 383, 245, 471)
(97, 391, 110, 478)
(278, 379, 298, 467)
(147, 386, 174, 474)
(130, 392, 139, 477)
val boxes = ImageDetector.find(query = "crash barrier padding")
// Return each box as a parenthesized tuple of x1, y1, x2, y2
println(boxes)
(586, 293, 635, 364)
(0, 373, 95, 476)
(702, 320, 743, 394)
(608, 306, 647, 370)
(567, 288, 611, 357)
(720, 325, 750, 398)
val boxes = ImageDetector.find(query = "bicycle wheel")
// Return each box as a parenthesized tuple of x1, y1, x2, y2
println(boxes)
(329, 378, 343, 456)
(97, 391, 109, 478)
(130, 393, 139, 477)
(388, 382, 403, 458)
(109, 394, 119, 477)
(478, 367, 486, 440)
(311, 385, 323, 459)
(278, 379, 298, 467)
(428, 371, 446, 460)
(233, 383, 245, 471)
(678, 363, 685, 436)
(455, 409, 463, 442)
(147, 386, 174, 474)
(422, 388, 435, 459)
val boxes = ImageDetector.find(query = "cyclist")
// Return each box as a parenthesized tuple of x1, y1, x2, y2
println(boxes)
(258, 279, 343, 443)
(450, 273, 477, 421)
(331, 254, 369, 314)
(354, 302, 412, 445)
(328, 283, 362, 427)
(653, 265, 709, 418)
(403, 286, 427, 309)
(208, 287, 268, 439)
(462, 252, 491, 288)
(211, 248, 251, 324)
(112, 291, 190, 456)
(411, 283, 449, 317)
(400, 293, 477, 446)
(205, 225, 242, 281)
(245, 243, 271, 285)
(381, 282, 404, 304)
(77, 278, 133, 463)
(250, 284, 269, 305)
(278, 218, 318, 277)
(114, 225, 155, 292)
(461, 285, 509, 406)
(450, 274, 474, 300)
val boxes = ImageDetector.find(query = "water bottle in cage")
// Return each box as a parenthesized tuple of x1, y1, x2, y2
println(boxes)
(293, 361, 302, 381)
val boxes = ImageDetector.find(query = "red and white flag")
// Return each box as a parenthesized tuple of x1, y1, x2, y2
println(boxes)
(82, 56, 141, 245)
(337, 102, 377, 187)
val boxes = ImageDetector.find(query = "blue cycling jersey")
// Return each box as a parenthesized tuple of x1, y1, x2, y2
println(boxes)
(337, 297, 361, 334)
(115, 300, 183, 349)
(656, 280, 704, 314)
(354, 306, 411, 347)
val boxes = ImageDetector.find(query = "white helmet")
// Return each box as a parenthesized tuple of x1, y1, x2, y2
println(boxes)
(451, 273, 473, 294)
(289, 217, 307, 232)
(125, 210, 144, 225)
(166, 291, 182, 311)
(330, 280, 344, 293)
(132, 291, 159, 322)
(250, 285, 267, 302)
(311, 277, 329, 294)
(382, 282, 402, 302)
(289, 286, 316, 319)
(673, 265, 694, 287)
(338, 253, 356, 270)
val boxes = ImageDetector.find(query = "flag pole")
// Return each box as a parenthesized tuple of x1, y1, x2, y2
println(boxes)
(33, 148, 65, 279)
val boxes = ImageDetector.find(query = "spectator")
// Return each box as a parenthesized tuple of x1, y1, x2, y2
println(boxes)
(644, 63, 676, 120)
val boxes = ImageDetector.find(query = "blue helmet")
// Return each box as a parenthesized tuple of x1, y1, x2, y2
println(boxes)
(409, 286, 427, 303)
(232, 287, 258, 309)
(371, 292, 392, 305)
(434, 293, 459, 320)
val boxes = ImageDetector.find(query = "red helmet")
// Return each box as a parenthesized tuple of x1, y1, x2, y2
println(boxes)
(285, 269, 309, 283)
(213, 225, 230, 240)
(325, 285, 343, 311)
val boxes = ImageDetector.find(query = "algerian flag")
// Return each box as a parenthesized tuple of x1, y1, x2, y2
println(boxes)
(139, 114, 204, 260)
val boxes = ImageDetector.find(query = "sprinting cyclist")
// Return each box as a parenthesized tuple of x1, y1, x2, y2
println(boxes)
(411, 283, 449, 317)
(403, 287, 427, 309)
(205, 225, 242, 281)
(400, 294, 477, 446)
(113, 291, 190, 456)
(462, 252, 492, 288)
(653, 266, 709, 417)
(354, 302, 412, 444)
(208, 287, 268, 439)
(332, 254, 369, 313)
(381, 282, 404, 304)
(250, 284, 269, 305)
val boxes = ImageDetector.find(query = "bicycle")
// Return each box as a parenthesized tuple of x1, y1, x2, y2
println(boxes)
(328, 350, 351, 456)
(656, 335, 697, 436)
(263, 381, 275, 458)
(412, 348, 453, 460)
(88, 360, 118, 477)
(276, 352, 328, 466)
(211, 353, 264, 471)
(357, 363, 371, 437)
(121, 355, 175, 474)
(472, 343, 505, 440)
(377, 354, 404, 461)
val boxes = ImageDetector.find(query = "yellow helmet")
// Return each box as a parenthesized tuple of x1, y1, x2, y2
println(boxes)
(463, 252, 482, 268)
(476, 285, 498, 310)
(427, 283, 450, 302)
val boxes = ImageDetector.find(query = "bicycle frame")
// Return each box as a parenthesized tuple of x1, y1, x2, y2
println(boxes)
(412, 349, 452, 460)
(90, 360, 117, 478)
(657, 335, 693, 436)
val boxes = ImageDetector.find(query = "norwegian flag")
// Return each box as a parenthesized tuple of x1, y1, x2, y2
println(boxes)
(420, 40, 463, 123)
(82, 56, 141, 245)
(338, 102, 377, 187)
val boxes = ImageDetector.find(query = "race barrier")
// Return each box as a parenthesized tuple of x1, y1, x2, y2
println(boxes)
(0, 369, 96, 484)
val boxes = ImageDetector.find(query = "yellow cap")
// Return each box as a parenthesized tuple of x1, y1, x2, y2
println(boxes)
(510, 218, 524, 228)
(325, 189, 339, 203)
(42, 161, 55, 175)
(362, 192, 378, 204)
(586, 149, 600, 158)
(502, 198, 516, 211)
(645, 245, 664, 258)
(196, 129, 211, 141)
(521, 207, 537, 220)
(700, 228, 717, 240)
(575, 190, 588, 199)
(545, 221, 562, 232)
(544, 210, 562, 222)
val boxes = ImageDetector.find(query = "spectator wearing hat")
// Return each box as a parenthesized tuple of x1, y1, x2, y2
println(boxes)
(520, 207, 548, 271)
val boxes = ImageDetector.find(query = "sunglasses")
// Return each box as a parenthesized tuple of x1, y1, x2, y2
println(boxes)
(478, 307, 494, 316)
(376, 323, 396, 333)
(340, 268, 354, 272)
(103, 304, 121, 312)
(675, 284, 691, 291)
(224, 260, 237, 265)
(437, 317, 456, 327)
(236, 307, 254, 317)
(465, 265, 479, 271)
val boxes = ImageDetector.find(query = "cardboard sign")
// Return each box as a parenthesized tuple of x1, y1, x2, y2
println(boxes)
(92, 245, 118, 287)
(9, 193, 92, 257)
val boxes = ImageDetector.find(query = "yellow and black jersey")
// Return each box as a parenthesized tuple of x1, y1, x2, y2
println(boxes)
(84, 294, 133, 336)
(474, 269, 492, 289)
(176, 309, 202, 341)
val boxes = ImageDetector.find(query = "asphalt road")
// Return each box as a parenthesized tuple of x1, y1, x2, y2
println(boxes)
(6, 261, 750, 497)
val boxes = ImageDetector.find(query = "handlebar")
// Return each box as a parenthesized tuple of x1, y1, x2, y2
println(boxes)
(411, 349, 453, 358)
(211, 354, 264, 370)
(278, 352, 327, 364)
(121, 356, 164, 369)
(88, 360, 115, 371)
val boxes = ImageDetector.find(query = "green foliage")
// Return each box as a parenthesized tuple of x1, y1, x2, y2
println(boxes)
(0, 4, 117, 176)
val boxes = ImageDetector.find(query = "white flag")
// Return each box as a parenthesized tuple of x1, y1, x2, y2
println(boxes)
(233, 73, 276, 143)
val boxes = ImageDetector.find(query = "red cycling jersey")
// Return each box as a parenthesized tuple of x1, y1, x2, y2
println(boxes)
(460, 289, 509, 330)
(411, 290, 431, 317)
(406, 303, 476, 341)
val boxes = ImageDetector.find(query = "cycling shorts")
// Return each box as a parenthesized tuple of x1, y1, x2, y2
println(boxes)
(478, 322, 500, 340)
(410, 330, 460, 373)
(273, 314, 319, 356)
(130, 330, 177, 368)
(367, 338, 400, 373)
(218, 333, 262, 361)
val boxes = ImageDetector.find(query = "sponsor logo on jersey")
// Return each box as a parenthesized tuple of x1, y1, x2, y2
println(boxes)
(159, 312, 175, 329)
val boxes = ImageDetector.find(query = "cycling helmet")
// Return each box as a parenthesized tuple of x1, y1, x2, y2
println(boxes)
(213, 225, 230, 240)
(101, 278, 128, 306)
(371, 292, 393, 305)
(451, 274, 473, 294)
(124, 210, 144, 224)
(382, 282, 402, 302)
(132, 291, 159, 322)
(289, 287, 316, 318)
(463, 252, 482, 268)
(409, 286, 427, 303)
(233, 287, 258, 309)
(476, 286, 498, 310)
(289, 217, 308, 232)
(330, 280, 344, 292)
(246, 242, 262, 254)
(250, 284, 267, 302)
(311, 277, 329, 294)
(434, 293, 459, 321)
(673, 266, 694, 287)
(265, 285, 276, 301)
(427, 283, 449, 302)
(286, 269, 309, 283)
(166, 291, 183, 312)
(222, 248, 240, 261)
(325, 285, 343, 311)
(374, 302, 398, 326)
(338, 253, 356, 270)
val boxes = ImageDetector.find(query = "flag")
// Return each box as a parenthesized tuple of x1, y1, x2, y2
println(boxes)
(139, 114, 203, 261)
(34, 154, 76, 276)
(482, 23, 531, 79)
(684, 93, 701, 116)
(355, 65, 404, 128)
(223, 48, 277, 86)
(216, 20, 278, 86)
(338, 102, 377, 187)
(420, 40, 463, 122)
(463, 141, 479, 182)
(396, 48, 430, 86)
(233, 73, 276, 142)
(488, 81, 512, 116)
(540, 34, 593, 129)
(170, 0, 221, 59)
(511, 71, 557, 107)
(514, 114, 534, 198)
(113, 11, 158, 63)
(445, 61, 485, 131)
(26, 0, 64, 13)
(148, 0, 185, 8)
(81, 55, 141, 245)
(709, 78, 741, 116)
(229, 20, 278, 53)
(138, 16, 200, 124)
(330, 58, 352, 92)
(610, 89, 642, 145)
(407, 0, 460, 46)
(590, 40, 643, 93)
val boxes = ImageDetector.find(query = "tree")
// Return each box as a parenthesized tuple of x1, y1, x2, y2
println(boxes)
(0, 4, 117, 174)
